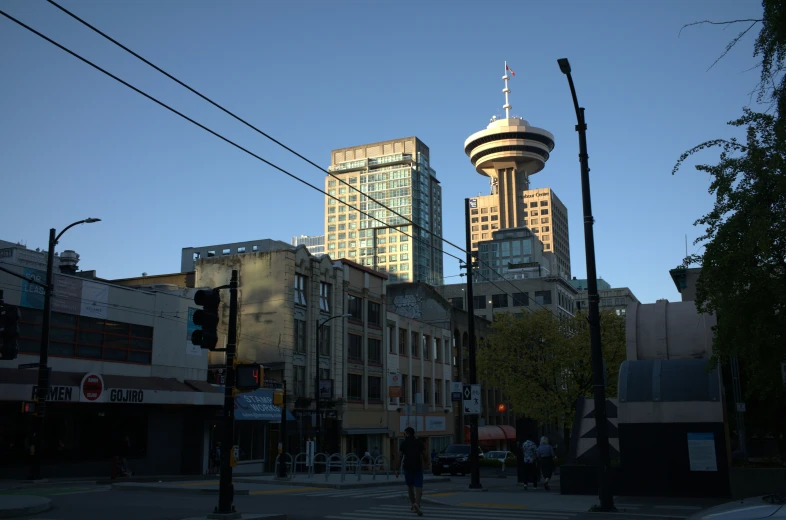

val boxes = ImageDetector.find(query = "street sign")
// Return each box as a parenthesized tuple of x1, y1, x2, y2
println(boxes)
(736, 403, 746, 413)
(463, 384, 481, 415)
(451, 382, 462, 402)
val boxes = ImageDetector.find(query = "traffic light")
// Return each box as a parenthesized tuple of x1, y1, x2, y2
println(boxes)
(1, 302, 20, 361)
(235, 363, 262, 392)
(191, 289, 220, 350)
(21, 402, 36, 414)
(497, 403, 507, 413)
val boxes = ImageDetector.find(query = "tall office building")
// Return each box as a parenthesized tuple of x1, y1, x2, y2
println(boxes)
(463, 64, 571, 279)
(325, 137, 443, 285)
(291, 235, 325, 255)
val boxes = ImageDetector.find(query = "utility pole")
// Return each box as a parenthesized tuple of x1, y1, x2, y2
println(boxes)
(464, 198, 481, 490)
(558, 58, 614, 512)
(216, 270, 238, 516)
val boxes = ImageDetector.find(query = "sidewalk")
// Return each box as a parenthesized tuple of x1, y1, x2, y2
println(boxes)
(113, 474, 450, 493)
(0, 495, 52, 518)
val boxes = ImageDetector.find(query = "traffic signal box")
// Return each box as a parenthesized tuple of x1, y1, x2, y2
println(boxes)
(191, 289, 220, 351)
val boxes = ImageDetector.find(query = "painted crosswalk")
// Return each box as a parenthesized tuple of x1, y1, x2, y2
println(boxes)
(324, 503, 579, 520)
(251, 487, 410, 499)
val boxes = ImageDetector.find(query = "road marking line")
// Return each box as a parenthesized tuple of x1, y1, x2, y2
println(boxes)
(178, 481, 219, 487)
(654, 506, 702, 510)
(458, 502, 527, 509)
(427, 492, 455, 497)
(250, 487, 323, 495)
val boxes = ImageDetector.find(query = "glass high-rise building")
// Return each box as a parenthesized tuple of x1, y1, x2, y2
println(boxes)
(291, 235, 325, 255)
(324, 137, 443, 284)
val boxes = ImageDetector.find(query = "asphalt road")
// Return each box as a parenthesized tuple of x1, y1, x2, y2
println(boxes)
(5, 479, 720, 520)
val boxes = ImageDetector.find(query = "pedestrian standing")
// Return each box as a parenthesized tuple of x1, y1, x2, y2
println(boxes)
(521, 438, 538, 489)
(394, 427, 429, 516)
(536, 436, 556, 490)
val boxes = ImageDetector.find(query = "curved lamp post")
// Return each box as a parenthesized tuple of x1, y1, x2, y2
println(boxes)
(31, 218, 101, 479)
(557, 58, 615, 512)
(315, 313, 350, 452)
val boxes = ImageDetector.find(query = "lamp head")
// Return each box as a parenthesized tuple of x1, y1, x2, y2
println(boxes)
(84, 218, 101, 223)
(557, 58, 571, 75)
(342, 313, 352, 318)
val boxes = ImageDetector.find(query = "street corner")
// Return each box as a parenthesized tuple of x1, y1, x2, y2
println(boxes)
(0, 495, 52, 519)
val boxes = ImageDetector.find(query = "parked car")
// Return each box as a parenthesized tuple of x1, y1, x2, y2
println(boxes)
(686, 493, 785, 519)
(485, 450, 515, 465)
(432, 444, 484, 476)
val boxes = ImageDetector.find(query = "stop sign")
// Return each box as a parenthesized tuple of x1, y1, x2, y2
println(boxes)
(81, 373, 104, 402)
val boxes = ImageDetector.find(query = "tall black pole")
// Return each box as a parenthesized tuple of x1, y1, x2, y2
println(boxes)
(278, 379, 288, 478)
(464, 198, 481, 490)
(558, 58, 614, 512)
(30, 228, 56, 480)
(315, 322, 322, 453)
(216, 269, 238, 514)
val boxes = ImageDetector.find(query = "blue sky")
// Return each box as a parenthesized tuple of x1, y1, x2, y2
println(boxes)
(0, 0, 764, 303)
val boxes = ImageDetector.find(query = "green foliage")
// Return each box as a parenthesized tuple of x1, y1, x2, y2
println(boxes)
(478, 310, 626, 427)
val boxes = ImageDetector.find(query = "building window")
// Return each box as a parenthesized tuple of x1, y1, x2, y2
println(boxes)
(368, 376, 382, 402)
(480, 208, 488, 214)
(535, 290, 552, 305)
(294, 274, 307, 306)
(368, 301, 381, 326)
(530, 202, 538, 208)
(294, 319, 306, 353)
(207, 250, 216, 257)
(473, 296, 487, 309)
(399, 328, 407, 355)
(319, 282, 331, 312)
(18, 309, 154, 364)
(435, 338, 442, 362)
(412, 376, 420, 398)
(388, 327, 396, 354)
(368, 337, 382, 364)
(513, 292, 529, 306)
(540, 200, 548, 206)
(348, 373, 363, 401)
(435, 378, 442, 405)
(491, 215, 498, 221)
(347, 294, 362, 321)
(293, 365, 305, 396)
(449, 297, 463, 310)
(541, 209, 549, 215)
(348, 334, 363, 363)
(222, 248, 231, 255)
(422, 335, 430, 360)
(318, 323, 331, 356)
(411, 331, 419, 358)
(401, 374, 408, 403)
(541, 218, 549, 224)
(424, 378, 431, 404)
(492, 294, 507, 308)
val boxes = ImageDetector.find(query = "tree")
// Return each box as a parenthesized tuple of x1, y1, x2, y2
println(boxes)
(675, 1, 786, 448)
(478, 310, 626, 439)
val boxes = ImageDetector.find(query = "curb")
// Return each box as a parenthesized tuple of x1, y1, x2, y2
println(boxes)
(0, 496, 52, 519)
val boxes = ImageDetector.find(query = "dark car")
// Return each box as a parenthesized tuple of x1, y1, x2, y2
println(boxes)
(432, 444, 484, 476)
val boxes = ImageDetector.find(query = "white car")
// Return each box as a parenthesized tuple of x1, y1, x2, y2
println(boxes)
(485, 450, 514, 462)
(686, 493, 785, 519)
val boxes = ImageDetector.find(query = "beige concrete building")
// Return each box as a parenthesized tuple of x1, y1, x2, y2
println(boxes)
(385, 311, 454, 457)
(437, 276, 578, 321)
(325, 137, 443, 285)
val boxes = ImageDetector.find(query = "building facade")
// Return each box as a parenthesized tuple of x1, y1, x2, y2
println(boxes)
(476, 226, 553, 281)
(291, 235, 325, 255)
(325, 137, 444, 285)
(180, 239, 292, 273)
(385, 311, 454, 457)
(570, 277, 639, 317)
(438, 276, 578, 322)
(0, 264, 222, 478)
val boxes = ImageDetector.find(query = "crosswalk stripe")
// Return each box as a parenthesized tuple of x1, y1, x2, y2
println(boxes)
(375, 504, 576, 516)
(654, 506, 702, 510)
(325, 505, 577, 520)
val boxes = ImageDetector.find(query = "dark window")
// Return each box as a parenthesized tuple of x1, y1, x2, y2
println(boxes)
(18, 308, 152, 364)
(348, 334, 363, 362)
(424, 378, 431, 404)
(398, 328, 407, 355)
(530, 202, 537, 208)
(294, 319, 306, 353)
(368, 337, 382, 364)
(320, 283, 331, 312)
(541, 209, 549, 215)
(368, 376, 382, 402)
(293, 366, 305, 396)
(473, 296, 487, 309)
(540, 200, 548, 206)
(513, 292, 529, 306)
(492, 294, 507, 308)
(491, 215, 498, 221)
(401, 374, 408, 403)
(535, 290, 552, 305)
(422, 335, 430, 360)
(294, 274, 307, 306)
(368, 301, 381, 326)
(347, 294, 362, 321)
(348, 374, 363, 401)
(411, 331, 419, 357)
(449, 297, 464, 310)
(318, 323, 330, 356)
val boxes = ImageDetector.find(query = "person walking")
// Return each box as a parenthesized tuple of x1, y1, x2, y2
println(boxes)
(394, 427, 429, 516)
(536, 436, 556, 490)
(521, 437, 538, 489)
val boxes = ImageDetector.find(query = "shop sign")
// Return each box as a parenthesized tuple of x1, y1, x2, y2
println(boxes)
(425, 416, 446, 432)
(80, 373, 104, 402)
(387, 373, 401, 398)
(108, 389, 144, 403)
(31, 385, 76, 402)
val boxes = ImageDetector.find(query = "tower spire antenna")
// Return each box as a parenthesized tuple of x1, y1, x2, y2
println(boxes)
(503, 61, 512, 118)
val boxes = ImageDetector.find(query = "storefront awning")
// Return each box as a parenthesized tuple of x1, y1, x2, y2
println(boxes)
(464, 425, 516, 443)
(234, 389, 296, 422)
(342, 428, 392, 436)
(0, 368, 224, 406)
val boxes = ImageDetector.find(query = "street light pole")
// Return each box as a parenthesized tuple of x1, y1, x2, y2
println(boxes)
(464, 198, 481, 490)
(30, 218, 101, 480)
(315, 314, 350, 454)
(557, 57, 614, 512)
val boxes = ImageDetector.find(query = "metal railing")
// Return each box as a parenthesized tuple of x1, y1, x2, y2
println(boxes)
(274, 453, 293, 477)
(342, 453, 359, 482)
(372, 455, 390, 480)
(326, 453, 344, 482)
(275, 452, 391, 481)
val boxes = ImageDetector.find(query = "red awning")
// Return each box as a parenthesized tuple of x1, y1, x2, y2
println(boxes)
(464, 425, 516, 443)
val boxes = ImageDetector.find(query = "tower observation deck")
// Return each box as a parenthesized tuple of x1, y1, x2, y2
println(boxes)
(464, 63, 555, 230)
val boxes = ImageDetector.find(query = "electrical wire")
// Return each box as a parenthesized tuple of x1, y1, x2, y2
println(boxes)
(44, 0, 468, 258)
(1, 8, 575, 321)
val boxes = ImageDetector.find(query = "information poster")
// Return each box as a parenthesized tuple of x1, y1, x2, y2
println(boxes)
(687, 432, 718, 472)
